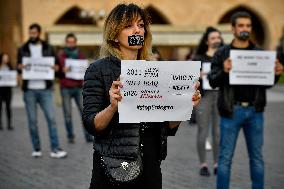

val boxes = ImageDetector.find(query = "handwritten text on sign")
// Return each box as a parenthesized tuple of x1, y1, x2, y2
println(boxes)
(118, 61, 201, 123)
(0, 71, 17, 87)
(65, 59, 89, 80)
(22, 57, 55, 80)
(229, 50, 276, 85)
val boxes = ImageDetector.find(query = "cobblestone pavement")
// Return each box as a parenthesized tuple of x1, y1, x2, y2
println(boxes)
(0, 85, 284, 189)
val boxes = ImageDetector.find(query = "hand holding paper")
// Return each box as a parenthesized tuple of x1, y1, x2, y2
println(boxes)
(109, 79, 123, 111)
(65, 59, 88, 80)
(118, 60, 201, 123)
(223, 58, 232, 73)
(275, 59, 283, 75)
(192, 81, 201, 107)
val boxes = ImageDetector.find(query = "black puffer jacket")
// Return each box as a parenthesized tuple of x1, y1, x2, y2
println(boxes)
(82, 55, 178, 160)
(208, 42, 280, 117)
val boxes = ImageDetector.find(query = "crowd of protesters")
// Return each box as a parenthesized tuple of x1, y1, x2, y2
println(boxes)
(0, 3, 284, 189)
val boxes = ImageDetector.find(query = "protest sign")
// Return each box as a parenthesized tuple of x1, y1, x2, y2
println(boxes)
(119, 60, 201, 123)
(229, 50, 275, 85)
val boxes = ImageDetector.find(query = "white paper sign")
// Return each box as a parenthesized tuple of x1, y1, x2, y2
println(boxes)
(65, 59, 89, 80)
(22, 57, 55, 80)
(0, 71, 17, 87)
(202, 62, 216, 90)
(118, 61, 201, 123)
(229, 50, 276, 85)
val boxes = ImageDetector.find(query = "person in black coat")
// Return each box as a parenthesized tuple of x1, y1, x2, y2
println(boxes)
(0, 53, 14, 130)
(82, 3, 201, 189)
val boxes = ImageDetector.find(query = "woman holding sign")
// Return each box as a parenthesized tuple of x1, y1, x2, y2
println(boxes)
(0, 53, 14, 130)
(82, 3, 201, 189)
(193, 27, 223, 176)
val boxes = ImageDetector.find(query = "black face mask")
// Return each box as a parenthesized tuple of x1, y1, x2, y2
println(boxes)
(128, 35, 144, 46)
(29, 37, 40, 44)
(211, 42, 222, 49)
(238, 31, 250, 41)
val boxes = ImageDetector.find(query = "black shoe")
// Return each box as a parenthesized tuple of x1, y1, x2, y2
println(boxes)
(7, 125, 14, 130)
(214, 167, 218, 175)
(200, 167, 210, 176)
(68, 136, 75, 144)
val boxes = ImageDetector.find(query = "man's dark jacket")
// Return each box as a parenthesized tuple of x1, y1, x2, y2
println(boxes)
(17, 40, 58, 91)
(208, 42, 280, 117)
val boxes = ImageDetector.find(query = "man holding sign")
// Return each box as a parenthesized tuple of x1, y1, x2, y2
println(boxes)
(57, 33, 93, 143)
(208, 12, 283, 189)
(17, 23, 67, 158)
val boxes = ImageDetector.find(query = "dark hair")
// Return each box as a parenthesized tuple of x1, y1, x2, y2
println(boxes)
(185, 49, 193, 60)
(65, 33, 77, 42)
(152, 47, 162, 60)
(194, 26, 223, 56)
(29, 23, 41, 33)
(230, 11, 252, 26)
(152, 47, 160, 55)
(0, 53, 12, 68)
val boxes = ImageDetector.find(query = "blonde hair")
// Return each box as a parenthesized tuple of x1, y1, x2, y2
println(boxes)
(100, 3, 152, 60)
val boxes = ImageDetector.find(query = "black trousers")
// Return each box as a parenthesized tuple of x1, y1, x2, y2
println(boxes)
(0, 87, 12, 127)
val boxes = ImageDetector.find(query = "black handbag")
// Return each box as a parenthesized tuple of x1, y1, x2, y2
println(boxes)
(97, 123, 146, 186)
(100, 154, 143, 186)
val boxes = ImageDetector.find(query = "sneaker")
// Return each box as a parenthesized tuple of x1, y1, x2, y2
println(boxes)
(50, 148, 67, 158)
(205, 139, 212, 151)
(200, 166, 210, 176)
(32, 151, 42, 158)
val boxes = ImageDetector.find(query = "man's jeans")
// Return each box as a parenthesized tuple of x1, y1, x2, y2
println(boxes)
(217, 106, 264, 189)
(61, 87, 93, 141)
(23, 89, 60, 151)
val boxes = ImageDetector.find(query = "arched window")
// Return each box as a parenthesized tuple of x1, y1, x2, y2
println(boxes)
(55, 6, 96, 25)
(145, 6, 170, 24)
(218, 6, 266, 47)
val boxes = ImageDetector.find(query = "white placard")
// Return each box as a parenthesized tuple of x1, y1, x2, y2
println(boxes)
(229, 50, 276, 85)
(0, 71, 17, 87)
(65, 59, 89, 80)
(22, 57, 55, 80)
(202, 62, 216, 90)
(118, 60, 201, 123)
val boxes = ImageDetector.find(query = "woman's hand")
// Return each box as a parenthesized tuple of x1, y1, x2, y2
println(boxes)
(109, 79, 123, 111)
(93, 78, 123, 132)
(169, 81, 201, 129)
(192, 81, 201, 107)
